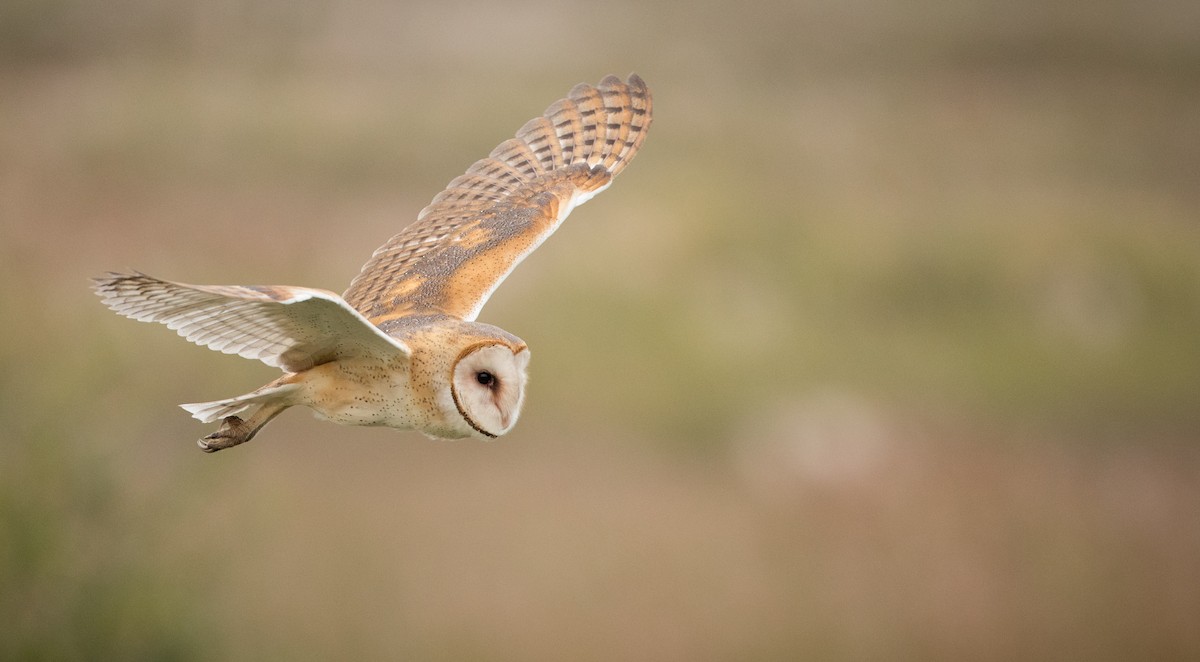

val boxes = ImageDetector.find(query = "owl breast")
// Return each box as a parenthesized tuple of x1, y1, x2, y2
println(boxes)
(298, 358, 426, 431)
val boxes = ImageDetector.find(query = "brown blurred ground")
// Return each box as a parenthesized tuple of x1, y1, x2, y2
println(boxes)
(2, 0, 1199, 659)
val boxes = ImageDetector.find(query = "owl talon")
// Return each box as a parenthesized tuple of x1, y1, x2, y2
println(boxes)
(197, 415, 251, 453)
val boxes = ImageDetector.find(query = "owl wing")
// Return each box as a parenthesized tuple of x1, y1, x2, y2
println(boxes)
(342, 73, 652, 324)
(94, 272, 411, 373)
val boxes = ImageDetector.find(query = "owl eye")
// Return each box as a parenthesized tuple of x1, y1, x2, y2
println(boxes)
(476, 371, 496, 387)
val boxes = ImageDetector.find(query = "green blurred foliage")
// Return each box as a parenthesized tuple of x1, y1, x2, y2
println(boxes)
(2, 0, 1199, 659)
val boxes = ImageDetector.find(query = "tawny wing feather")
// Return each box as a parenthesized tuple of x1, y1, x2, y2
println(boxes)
(343, 74, 652, 324)
(94, 272, 410, 372)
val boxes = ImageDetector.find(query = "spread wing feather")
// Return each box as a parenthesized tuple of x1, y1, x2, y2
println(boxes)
(343, 73, 652, 324)
(94, 272, 410, 372)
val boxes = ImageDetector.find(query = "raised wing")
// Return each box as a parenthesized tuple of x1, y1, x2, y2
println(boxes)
(94, 272, 411, 373)
(343, 73, 652, 324)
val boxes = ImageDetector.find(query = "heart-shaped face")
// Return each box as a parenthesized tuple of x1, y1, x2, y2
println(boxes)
(451, 343, 531, 438)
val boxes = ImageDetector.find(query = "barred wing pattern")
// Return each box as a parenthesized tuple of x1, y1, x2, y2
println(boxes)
(94, 272, 411, 373)
(343, 74, 652, 324)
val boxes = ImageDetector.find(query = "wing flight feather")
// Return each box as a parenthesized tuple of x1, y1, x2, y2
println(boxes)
(94, 272, 411, 372)
(343, 74, 652, 324)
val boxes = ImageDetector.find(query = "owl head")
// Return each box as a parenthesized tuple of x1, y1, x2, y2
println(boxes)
(448, 339, 530, 439)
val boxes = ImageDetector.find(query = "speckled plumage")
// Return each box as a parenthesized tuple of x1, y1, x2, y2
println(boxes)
(93, 74, 652, 452)
(343, 74, 651, 323)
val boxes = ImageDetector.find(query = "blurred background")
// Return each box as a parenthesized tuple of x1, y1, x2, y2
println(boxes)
(3, 0, 1199, 658)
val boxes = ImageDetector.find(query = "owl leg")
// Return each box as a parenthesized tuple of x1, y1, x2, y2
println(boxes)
(197, 401, 289, 453)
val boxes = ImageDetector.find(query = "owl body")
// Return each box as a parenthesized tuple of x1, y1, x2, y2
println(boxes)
(175, 315, 530, 441)
(380, 319, 530, 440)
(93, 74, 649, 452)
(282, 358, 419, 428)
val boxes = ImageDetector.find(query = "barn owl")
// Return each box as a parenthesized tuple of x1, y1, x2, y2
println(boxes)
(94, 74, 652, 452)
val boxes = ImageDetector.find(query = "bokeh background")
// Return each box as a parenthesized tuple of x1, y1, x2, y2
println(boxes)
(3, 0, 1199, 659)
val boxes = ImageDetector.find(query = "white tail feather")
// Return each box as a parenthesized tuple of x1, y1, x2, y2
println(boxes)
(181, 384, 299, 423)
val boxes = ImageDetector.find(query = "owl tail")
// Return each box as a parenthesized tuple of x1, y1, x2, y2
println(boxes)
(180, 383, 300, 423)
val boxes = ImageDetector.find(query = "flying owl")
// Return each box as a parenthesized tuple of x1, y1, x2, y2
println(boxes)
(94, 74, 652, 452)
